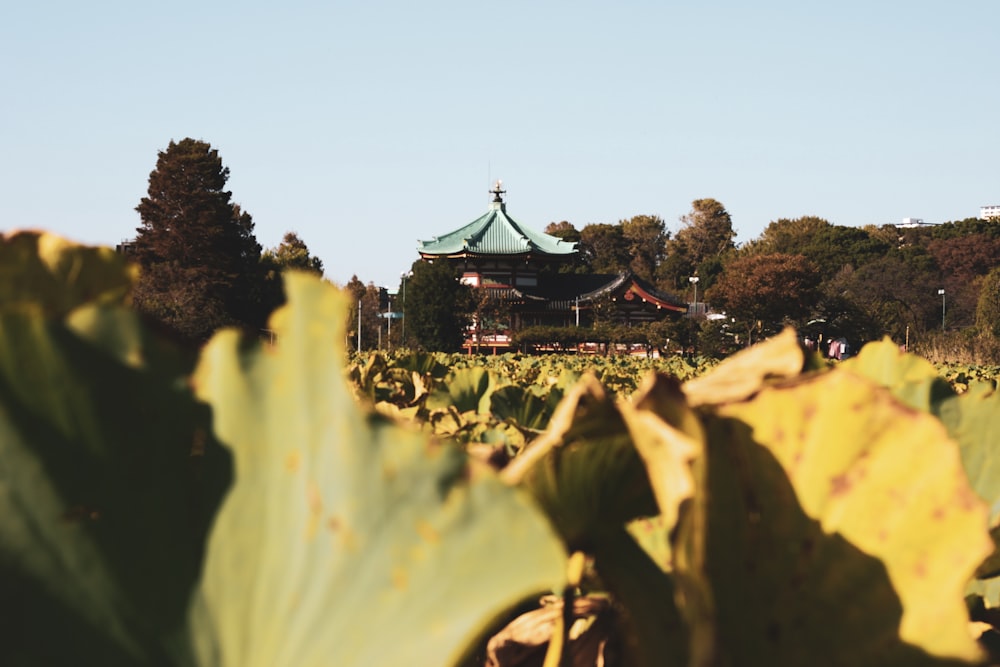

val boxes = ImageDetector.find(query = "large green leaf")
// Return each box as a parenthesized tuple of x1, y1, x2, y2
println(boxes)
(0, 301, 226, 663)
(936, 383, 1000, 528)
(840, 338, 955, 412)
(190, 273, 566, 667)
(426, 366, 497, 414)
(703, 370, 990, 664)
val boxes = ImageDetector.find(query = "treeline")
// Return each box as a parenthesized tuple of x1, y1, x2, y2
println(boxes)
(128, 138, 1000, 360)
(544, 204, 1000, 360)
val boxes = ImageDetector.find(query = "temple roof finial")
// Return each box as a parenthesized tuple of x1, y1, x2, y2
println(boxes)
(490, 179, 506, 204)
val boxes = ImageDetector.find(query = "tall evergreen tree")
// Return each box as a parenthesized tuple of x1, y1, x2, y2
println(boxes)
(133, 138, 262, 341)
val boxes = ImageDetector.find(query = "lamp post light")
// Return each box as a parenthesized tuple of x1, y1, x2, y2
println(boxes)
(688, 276, 700, 315)
(938, 289, 946, 331)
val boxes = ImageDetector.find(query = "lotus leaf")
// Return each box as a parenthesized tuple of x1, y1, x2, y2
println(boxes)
(0, 247, 226, 665)
(427, 366, 497, 414)
(705, 370, 990, 664)
(190, 273, 566, 667)
(0, 230, 136, 315)
(682, 327, 804, 407)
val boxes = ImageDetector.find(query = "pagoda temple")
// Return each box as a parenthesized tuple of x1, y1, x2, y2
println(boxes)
(417, 182, 687, 352)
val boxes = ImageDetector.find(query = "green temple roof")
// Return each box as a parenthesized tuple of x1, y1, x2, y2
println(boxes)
(417, 182, 577, 258)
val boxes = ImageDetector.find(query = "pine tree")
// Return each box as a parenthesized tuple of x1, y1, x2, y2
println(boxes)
(133, 139, 262, 341)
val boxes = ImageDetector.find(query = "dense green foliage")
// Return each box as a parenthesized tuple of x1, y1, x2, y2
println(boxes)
(403, 258, 473, 352)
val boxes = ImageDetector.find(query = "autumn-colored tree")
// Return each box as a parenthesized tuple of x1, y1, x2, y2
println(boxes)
(927, 234, 1000, 282)
(344, 276, 384, 351)
(709, 253, 820, 341)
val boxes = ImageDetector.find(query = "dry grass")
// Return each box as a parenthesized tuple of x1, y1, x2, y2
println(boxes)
(911, 331, 1000, 366)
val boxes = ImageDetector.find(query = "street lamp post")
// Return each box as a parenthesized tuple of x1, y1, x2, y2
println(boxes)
(688, 276, 700, 315)
(938, 289, 946, 330)
(385, 289, 392, 350)
(401, 271, 411, 344)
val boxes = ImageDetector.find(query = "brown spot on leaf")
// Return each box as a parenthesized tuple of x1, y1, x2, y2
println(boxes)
(830, 473, 852, 496)
(956, 485, 979, 512)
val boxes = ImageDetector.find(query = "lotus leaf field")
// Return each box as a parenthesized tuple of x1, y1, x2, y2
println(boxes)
(6, 230, 1000, 666)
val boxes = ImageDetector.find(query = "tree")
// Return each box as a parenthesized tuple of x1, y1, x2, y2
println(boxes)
(801, 225, 891, 277)
(663, 199, 736, 291)
(403, 260, 472, 352)
(976, 267, 1000, 337)
(264, 232, 325, 275)
(344, 276, 384, 351)
(259, 232, 326, 316)
(620, 214, 668, 283)
(709, 253, 820, 342)
(833, 254, 942, 340)
(750, 216, 831, 255)
(578, 223, 631, 274)
(543, 221, 581, 244)
(132, 138, 262, 341)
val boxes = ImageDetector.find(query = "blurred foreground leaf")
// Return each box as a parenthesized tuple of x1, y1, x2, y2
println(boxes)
(704, 370, 990, 664)
(190, 273, 566, 666)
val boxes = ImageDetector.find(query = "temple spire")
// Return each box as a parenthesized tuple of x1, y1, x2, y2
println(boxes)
(489, 179, 506, 211)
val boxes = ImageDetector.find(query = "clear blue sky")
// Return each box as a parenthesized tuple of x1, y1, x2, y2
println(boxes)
(3, 1, 998, 289)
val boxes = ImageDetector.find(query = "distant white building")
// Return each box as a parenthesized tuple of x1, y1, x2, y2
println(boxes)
(898, 217, 936, 228)
(981, 205, 1000, 220)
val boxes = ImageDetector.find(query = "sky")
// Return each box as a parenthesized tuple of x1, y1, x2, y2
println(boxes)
(2, 1, 998, 289)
